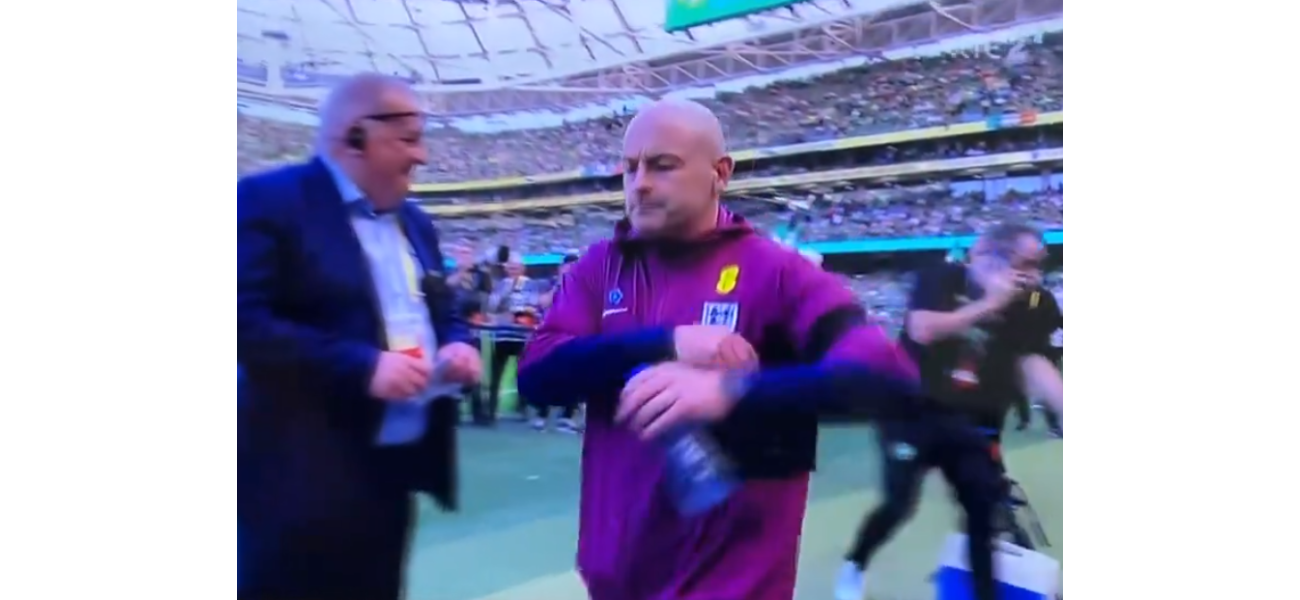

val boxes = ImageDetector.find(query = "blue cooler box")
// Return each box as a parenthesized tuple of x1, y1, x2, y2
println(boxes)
(935, 534, 1061, 600)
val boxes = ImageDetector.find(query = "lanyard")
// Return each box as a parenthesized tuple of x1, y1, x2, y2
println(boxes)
(367, 215, 423, 305)
(395, 230, 422, 304)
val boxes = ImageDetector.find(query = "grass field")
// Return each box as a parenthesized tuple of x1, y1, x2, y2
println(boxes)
(412, 352, 1063, 600)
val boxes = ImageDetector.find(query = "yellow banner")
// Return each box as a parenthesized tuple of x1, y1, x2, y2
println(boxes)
(413, 111, 1063, 194)
(422, 148, 1062, 217)
(413, 170, 586, 192)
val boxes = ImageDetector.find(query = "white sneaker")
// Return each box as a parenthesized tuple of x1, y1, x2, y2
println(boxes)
(834, 561, 866, 600)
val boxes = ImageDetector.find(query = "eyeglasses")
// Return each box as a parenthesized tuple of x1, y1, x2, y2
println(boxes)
(360, 111, 421, 123)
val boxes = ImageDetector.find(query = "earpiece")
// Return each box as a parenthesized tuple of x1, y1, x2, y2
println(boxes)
(345, 125, 366, 151)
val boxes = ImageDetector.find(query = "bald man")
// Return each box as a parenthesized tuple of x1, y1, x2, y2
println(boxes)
(238, 74, 482, 600)
(518, 100, 921, 600)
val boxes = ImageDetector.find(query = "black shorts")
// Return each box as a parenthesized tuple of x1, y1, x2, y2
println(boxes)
(876, 410, 1006, 489)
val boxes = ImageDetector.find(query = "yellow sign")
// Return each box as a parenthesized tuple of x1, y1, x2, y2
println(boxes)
(716, 265, 739, 294)
(411, 170, 583, 193)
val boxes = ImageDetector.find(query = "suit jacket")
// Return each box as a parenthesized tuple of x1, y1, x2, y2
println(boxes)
(238, 158, 469, 535)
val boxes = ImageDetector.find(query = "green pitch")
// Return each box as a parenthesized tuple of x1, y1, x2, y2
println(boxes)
(414, 344, 1064, 600)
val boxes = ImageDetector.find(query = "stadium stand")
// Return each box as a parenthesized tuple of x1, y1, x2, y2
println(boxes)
(238, 36, 1062, 183)
(236, 35, 1064, 336)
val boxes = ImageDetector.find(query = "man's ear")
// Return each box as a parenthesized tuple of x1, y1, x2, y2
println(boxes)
(714, 155, 735, 194)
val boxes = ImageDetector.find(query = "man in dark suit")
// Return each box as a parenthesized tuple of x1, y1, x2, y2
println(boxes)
(238, 73, 483, 600)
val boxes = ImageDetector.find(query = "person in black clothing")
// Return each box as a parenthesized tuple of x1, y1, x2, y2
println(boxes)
(836, 222, 1064, 600)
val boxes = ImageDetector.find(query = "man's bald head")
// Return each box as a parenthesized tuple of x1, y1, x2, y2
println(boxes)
(626, 99, 727, 157)
(315, 73, 428, 209)
(621, 99, 734, 239)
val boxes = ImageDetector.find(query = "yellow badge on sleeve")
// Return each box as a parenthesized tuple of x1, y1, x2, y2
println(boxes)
(715, 265, 740, 294)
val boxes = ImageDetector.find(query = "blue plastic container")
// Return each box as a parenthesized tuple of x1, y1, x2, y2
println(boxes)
(629, 365, 739, 516)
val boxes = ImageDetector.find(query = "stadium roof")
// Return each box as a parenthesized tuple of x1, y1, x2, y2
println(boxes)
(238, 0, 1061, 115)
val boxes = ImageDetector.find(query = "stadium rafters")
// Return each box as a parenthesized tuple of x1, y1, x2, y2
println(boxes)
(238, 0, 1061, 116)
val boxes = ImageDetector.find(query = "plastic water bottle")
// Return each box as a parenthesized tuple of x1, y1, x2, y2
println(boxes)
(630, 365, 739, 515)
(661, 426, 740, 515)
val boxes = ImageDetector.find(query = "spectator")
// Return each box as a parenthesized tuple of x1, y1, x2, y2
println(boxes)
(434, 176, 1063, 259)
(478, 253, 541, 424)
(237, 38, 1063, 182)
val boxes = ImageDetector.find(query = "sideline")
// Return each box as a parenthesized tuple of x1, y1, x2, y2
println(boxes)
(459, 440, 1061, 600)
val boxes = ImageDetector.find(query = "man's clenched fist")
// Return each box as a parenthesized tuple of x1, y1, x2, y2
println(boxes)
(368, 351, 433, 401)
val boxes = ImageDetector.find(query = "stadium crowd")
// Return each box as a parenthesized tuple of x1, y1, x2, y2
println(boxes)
(237, 37, 1063, 180)
(436, 175, 1062, 257)
(236, 37, 1065, 362)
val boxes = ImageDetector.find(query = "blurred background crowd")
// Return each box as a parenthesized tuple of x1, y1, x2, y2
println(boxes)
(434, 176, 1062, 256)
(237, 38, 1061, 181)
(237, 34, 1064, 365)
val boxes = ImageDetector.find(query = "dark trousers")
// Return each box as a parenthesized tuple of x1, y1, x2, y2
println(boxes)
(477, 339, 525, 422)
(846, 413, 1004, 600)
(239, 451, 416, 600)
(1018, 395, 1063, 432)
(1012, 395, 1031, 427)
(1040, 404, 1062, 431)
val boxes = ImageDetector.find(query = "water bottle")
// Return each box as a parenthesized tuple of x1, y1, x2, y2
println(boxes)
(661, 425, 740, 515)
(630, 365, 739, 515)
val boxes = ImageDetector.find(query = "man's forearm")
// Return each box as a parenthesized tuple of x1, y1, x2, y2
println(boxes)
(726, 320, 920, 419)
(907, 299, 1005, 345)
(517, 329, 676, 406)
(725, 363, 921, 420)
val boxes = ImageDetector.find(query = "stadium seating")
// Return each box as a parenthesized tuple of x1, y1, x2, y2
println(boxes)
(236, 38, 1063, 182)
(436, 180, 1063, 257)
(236, 39, 1065, 336)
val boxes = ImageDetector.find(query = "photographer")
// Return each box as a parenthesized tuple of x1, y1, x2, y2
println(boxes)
(480, 250, 540, 424)
(446, 243, 496, 425)
(446, 243, 491, 323)
(837, 222, 1063, 600)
